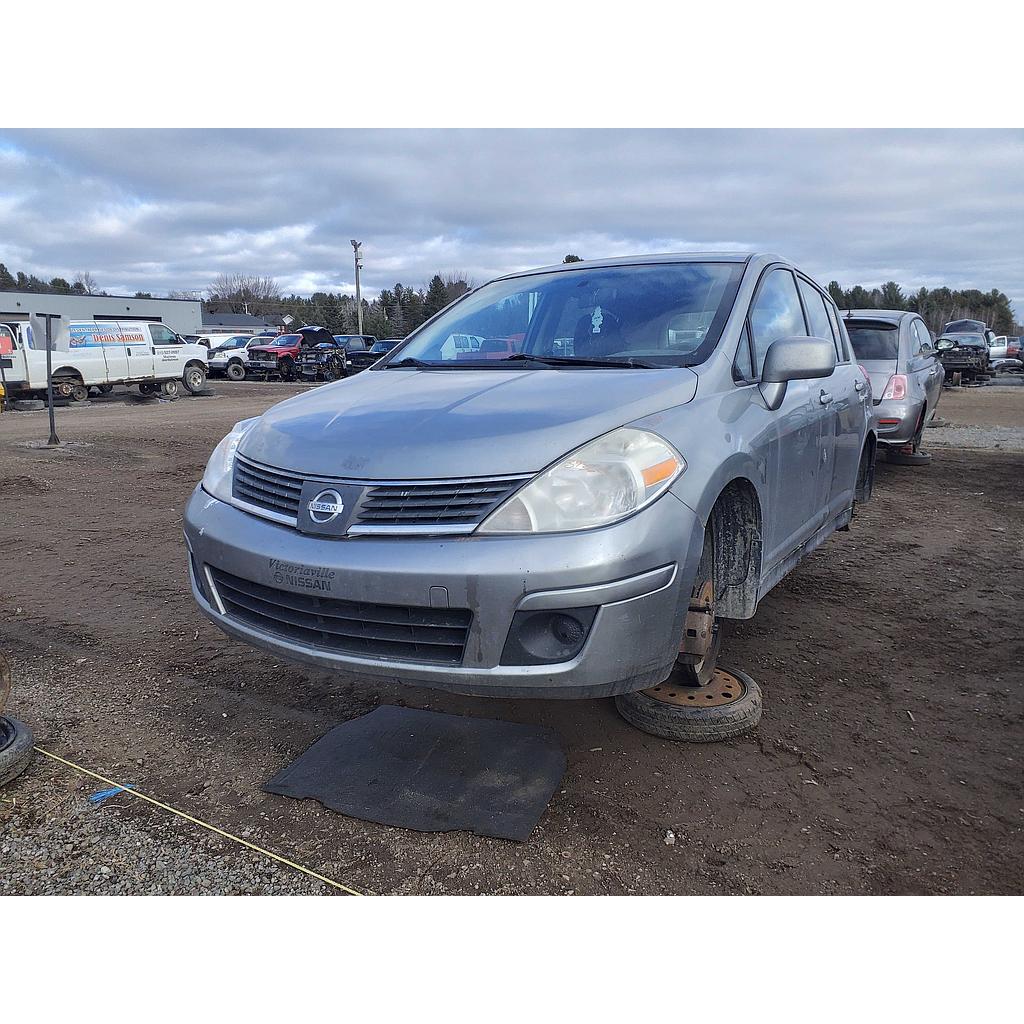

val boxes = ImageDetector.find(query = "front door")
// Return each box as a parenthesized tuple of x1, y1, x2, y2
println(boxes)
(148, 323, 185, 379)
(748, 267, 829, 569)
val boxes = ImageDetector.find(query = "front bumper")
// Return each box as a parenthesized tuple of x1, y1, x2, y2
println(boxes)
(183, 485, 703, 698)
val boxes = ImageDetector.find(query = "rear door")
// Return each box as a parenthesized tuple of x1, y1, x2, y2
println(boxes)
(119, 322, 154, 379)
(69, 321, 124, 383)
(797, 278, 842, 518)
(824, 303, 867, 514)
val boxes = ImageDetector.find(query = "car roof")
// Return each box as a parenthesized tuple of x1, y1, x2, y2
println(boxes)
(494, 251, 758, 282)
(843, 309, 909, 324)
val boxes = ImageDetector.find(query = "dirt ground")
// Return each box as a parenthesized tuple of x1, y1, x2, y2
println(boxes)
(1, 380, 1022, 894)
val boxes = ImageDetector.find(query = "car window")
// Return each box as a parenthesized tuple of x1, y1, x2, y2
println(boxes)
(732, 323, 754, 381)
(846, 322, 899, 360)
(0, 325, 14, 355)
(749, 269, 807, 374)
(825, 301, 850, 361)
(392, 263, 744, 367)
(798, 279, 840, 359)
(149, 324, 179, 345)
(913, 320, 933, 354)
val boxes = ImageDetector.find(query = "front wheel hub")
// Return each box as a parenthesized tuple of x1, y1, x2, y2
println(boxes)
(642, 668, 747, 708)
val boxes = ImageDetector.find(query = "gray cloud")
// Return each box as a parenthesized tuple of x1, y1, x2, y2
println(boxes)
(1, 129, 1021, 316)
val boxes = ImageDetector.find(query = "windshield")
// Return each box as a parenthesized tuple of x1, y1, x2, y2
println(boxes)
(846, 323, 899, 360)
(382, 263, 743, 368)
(269, 335, 301, 347)
(944, 334, 984, 347)
(370, 341, 397, 354)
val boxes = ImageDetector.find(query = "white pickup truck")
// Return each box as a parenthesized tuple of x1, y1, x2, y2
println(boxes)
(0, 319, 208, 401)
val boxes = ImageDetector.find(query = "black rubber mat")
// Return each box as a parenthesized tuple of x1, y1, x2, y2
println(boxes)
(264, 706, 566, 842)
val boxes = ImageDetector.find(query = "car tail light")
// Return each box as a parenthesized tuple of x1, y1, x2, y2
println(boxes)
(881, 374, 907, 401)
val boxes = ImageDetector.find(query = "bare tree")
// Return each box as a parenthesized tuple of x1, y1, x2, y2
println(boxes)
(207, 274, 281, 316)
(73, 271, 100, 295)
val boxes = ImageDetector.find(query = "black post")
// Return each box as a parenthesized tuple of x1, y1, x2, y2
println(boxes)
(42, 314, 60, 447)
(0, 358, 9, 414)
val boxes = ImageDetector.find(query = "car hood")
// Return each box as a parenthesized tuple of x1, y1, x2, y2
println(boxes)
(248, 345, 290, 356)
(239, 366, 699, 478)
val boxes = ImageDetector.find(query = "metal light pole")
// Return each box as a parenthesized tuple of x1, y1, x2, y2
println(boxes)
(351, 239, 364, 334)
(36, 313, 61, 447)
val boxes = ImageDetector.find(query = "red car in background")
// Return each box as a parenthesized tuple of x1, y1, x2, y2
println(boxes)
(246, 326, 334, 380)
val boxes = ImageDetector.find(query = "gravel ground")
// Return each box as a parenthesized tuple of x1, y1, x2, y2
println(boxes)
(925, 379, 1024, 451)
(1, 757, 329, 895)
(926, 422, 1024, 451)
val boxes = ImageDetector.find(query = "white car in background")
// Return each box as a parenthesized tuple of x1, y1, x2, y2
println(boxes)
(0, 319, 208, 401)
(206, 334, 270, 381)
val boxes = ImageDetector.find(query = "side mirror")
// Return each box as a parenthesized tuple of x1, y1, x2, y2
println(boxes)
(759, 336, 836, 411)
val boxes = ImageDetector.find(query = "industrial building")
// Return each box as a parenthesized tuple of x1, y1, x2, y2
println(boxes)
(0, 291, 203, 335)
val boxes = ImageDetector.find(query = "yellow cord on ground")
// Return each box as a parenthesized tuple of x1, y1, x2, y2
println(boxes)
(33, 746, 365, 896)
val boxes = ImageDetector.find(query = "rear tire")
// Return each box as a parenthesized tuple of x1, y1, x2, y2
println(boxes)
(160, 380, 179, 398)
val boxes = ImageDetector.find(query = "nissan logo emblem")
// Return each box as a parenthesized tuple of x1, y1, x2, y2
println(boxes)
(307, 489, 345, 524)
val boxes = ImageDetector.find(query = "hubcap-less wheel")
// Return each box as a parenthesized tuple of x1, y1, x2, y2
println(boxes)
(615, 668, 763, 743)
(161, 380, 179, 398)
(226, 362, 245, 381)
(675, 533, 724, 687)
(184, 366, 206, 393)
(70, 384, 89, 402)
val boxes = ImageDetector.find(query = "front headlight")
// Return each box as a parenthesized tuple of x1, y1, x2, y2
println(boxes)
(478, 427, 685, 534)
(201, 417, 259, 503)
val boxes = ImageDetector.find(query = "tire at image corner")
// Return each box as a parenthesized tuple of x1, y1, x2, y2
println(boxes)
(0, 716, 33, 787)
(614, 670, 763, 742)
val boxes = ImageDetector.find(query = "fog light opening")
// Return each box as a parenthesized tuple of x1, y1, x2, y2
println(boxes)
(500, 607, 598, 666)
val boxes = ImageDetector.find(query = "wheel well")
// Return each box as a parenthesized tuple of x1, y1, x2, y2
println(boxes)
(185, 359, 205, 369)
(709, 478, 762, 620)
(52, 366, 84, 382)
(856, 432, 877, 502)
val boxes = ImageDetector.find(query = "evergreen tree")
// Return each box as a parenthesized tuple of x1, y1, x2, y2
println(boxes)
(0, 264, 15, 290)
(879, 281, 906, 309)
(827, 281, 847, 307)
(424, 274, 450, 318)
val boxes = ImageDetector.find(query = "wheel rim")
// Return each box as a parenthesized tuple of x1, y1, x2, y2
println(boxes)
(642, 668, 747, 707)
(187, 369, 203, 389)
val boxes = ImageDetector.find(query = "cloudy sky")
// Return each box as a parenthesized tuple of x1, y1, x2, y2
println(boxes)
(1, 129, 1021, 315)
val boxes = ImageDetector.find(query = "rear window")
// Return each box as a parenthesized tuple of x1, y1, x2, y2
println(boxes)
(846, 322, 899, 360)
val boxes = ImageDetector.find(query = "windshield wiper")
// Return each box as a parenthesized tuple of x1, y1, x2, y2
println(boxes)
(500, 353, 660, 369)
(384, 357, 441, 369)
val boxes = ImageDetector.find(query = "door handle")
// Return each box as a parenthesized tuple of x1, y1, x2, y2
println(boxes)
(819, 390, 833, 405)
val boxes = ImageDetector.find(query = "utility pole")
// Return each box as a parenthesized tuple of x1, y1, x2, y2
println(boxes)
(351, 239, 364, 334)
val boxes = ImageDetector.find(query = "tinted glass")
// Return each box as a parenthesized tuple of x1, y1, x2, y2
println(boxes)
(847, 323, 899, 360)
(749, 269, 807, 373)
(390, 263, 744, 367)
(913, 320, 933, 353)
(271, 335, 301, 346)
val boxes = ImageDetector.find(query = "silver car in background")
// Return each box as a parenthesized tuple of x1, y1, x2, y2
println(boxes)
(844, 309, 943, 458)
(184, 253, 874, 719)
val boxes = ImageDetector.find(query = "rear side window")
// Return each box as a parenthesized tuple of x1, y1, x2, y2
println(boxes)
(912, 320, 933, 354)
(826, 303, 850, 361)
(846, 322, 899, 360)
(798, 279, 840, 359)
(748, 269, 807, 374)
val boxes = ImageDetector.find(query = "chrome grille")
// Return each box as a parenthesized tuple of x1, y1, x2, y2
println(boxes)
(209, 567, 472, 665)
(229, 454, 528, 534)
(233, 455, 303, 519)
(353, 477, 528, 528)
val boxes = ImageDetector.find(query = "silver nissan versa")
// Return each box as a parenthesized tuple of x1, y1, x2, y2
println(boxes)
(185, 254, 875, 702)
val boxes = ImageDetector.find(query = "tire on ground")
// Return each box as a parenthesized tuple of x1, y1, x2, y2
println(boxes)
(183, 364, 207, 393)
(0, 716, 34, 787)
(614, 669, 763, 742)
(226, 361, 245, 381)
(12, 399, 45, 411)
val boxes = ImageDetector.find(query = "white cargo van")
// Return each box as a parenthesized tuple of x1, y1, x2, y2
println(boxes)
(0, 319, 208, 401)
